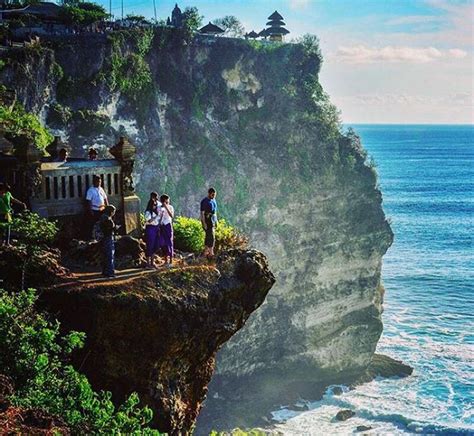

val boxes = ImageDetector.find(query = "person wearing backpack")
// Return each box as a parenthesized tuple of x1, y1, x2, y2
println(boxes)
(144, 192, 161, 269)
(0, 183, 26, 246)
(99, 205, 117, 278)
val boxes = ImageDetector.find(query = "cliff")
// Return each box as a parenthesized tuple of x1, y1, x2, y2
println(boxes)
(37, 249, 274, 434)
(1, 29, 395, 430)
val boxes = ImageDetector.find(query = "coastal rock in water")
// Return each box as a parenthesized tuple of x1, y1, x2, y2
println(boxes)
(40, 249, 275, 433)
(356, 425, 373, 432)
(355, 353, 413, 385)
(335, 409, 355, 421)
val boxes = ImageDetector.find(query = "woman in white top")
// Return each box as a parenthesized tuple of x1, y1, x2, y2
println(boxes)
(144, 192, 161, 269)
(158, 194, 174, 266)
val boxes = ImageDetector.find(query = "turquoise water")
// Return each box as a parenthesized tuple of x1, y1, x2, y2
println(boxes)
(273, 125, 474, 434)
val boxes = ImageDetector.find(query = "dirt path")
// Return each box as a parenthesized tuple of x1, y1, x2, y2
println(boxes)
(54, 258, 213, 289)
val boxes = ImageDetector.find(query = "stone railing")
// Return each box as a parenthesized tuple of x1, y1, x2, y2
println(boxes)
(30, 159, 122, 218)
(0, 136, 141, 235)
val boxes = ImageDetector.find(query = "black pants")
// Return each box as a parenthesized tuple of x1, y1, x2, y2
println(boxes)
(204, 219, 215, 248)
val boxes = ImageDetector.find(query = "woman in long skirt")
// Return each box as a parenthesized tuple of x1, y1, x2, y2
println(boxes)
(158, 194, 174, 267)
(144, 192, 161, 269)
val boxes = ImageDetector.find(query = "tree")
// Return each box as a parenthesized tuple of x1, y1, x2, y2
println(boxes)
(294, 34, 322, 60)
(182, 6, 202, 33)
(59, 2, 108, 26)
(125, 14, 149, 25)
(213, 15, 244, 37)
(125, 14, 151, 26)
(59, 0, 80, 5)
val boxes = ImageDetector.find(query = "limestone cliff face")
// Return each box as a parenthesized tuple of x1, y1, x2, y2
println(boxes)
(1, 29, 393, 416)
(40, 249, 275, 434)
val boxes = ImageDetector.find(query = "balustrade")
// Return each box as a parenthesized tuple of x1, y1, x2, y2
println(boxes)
(30, 159, 122, 218)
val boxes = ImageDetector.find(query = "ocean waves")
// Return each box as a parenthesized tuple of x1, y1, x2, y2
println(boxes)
(275, 125, 474, 435)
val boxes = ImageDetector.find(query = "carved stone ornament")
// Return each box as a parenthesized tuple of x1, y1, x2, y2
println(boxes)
(110, 137, 137, 195)
(109, 136, 136, 162)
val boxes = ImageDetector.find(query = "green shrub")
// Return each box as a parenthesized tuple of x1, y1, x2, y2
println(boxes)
(51, 61, 64, 81)
(107, 30, 154, 104)
(11, 212, 58, 247)
(0, 104, 53, 150)
(0, 287, 160, 434)
(173, 216, 204, 253)
(173, 216, 248, 254)
(215, 219, 248, 252)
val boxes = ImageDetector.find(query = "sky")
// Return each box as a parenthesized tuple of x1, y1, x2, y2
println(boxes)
(95, 0, 473, 124)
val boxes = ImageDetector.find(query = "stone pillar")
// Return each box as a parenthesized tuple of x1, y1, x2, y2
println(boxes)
(109, 137, 141, 235)
(14, 136, 44, 205)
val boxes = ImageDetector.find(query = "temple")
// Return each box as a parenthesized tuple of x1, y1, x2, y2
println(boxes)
(244, 30, 258, 39)
(0, 2, 68, 37)
(262, 11, 289, 41)
(166, 3, 183, 28)
(199, 22, 224, 35)
(0, 135, 141, 236)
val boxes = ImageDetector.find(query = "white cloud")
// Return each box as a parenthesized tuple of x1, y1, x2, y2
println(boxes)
(288, 0, 310, 10)
(385, 15, 441, 26)
(448, 48, 468, 59)
(333, 45, 468, 63)
(340, 93, 472, 107)
(387, 0, 474, 47)
(330, 93, 474, 124)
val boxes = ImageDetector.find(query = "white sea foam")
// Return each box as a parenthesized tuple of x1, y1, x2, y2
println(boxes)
(273, 126, 474, 435)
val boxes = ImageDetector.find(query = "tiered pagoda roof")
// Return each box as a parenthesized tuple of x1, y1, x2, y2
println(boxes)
(199, 22, 225, 35)
(265, 10, 289, 37)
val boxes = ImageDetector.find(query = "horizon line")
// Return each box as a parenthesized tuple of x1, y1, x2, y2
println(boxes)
(343, 122, 474, 126)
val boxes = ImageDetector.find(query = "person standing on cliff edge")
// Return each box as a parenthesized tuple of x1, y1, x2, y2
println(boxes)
(200, 187, 218, 259)
(99, 205, 117, 278)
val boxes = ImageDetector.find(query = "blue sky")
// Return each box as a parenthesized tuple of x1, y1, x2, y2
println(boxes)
(96, 0, 473, 124)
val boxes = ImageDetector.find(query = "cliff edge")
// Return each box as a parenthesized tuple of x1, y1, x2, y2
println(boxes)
(39, 249, 275, 434)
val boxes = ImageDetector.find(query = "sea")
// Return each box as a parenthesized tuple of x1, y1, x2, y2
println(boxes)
(271, 125, 474, 435)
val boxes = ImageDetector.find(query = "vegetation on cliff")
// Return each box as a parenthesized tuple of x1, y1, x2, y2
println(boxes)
(174, 217, 248, 253)
(1, 216, 158, 433)
(0, 288, 160, 434)
(0, 100, 53, 150)
(59, 2, 108, 26)
(107, 29, 154, 102)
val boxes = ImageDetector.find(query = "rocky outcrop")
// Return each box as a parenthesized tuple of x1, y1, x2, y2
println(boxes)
(40, 249, 275, 434)
(0, 245, 69, 291)
(1, 30, 394, 429)
(335, 410, 355, 422)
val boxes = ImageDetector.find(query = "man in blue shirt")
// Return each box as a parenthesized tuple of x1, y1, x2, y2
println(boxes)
(200, 187, 217, 258)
